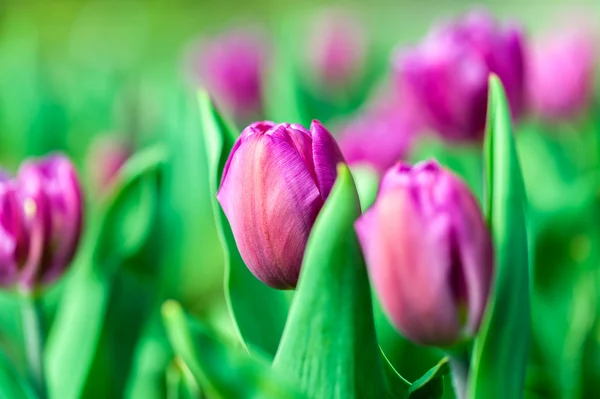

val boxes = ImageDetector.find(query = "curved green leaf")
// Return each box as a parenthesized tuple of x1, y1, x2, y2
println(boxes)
(0, 346, 37, 399)
(468, 75, 530, 398)
(381, 349, 410, 398)
(199, 91, 289, 357)
(45, 146, 166, 399)
(272, 165, 387, 398)
(162, 300, 304, 399)
(407, 357, 449, 399)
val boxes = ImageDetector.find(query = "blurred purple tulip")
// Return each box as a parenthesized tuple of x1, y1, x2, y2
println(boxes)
(528, 29, 596, 120)
(394, 10, 525, 142)
(17, 155, 83, 289)
(217, 120, 345, 289)
(0, 175, 27, 286)
(338, 90, 421, 173)
(191, 27, 268, 119)
(356, 161, 493, 346)
(308, 10, 366, 89)
(87, 135, 132, 194)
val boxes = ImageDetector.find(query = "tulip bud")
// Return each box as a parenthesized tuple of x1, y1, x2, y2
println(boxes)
(217, 120, 345, 289)
(0, 175, 27, 286)
(307, 10, 366, 89)
(528, 29, 596, 120)
(190, 27, 268, 120)
(87, 135, 132, 194)
(17, 155, 83, 289)
(356, 161, 493, 346)
(394, 10, 525, 142)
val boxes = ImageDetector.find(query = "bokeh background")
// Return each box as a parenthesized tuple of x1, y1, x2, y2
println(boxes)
(0, 1, 599, 398)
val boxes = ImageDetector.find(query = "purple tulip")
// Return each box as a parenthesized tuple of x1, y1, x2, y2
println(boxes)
(308, 10, 366, 89)
(394, 10, 525, 142)
(338, 90, 421, 173)
(87, 135, 132, 194)
(17, 155, 83, 289)
(528, 29, 596, 120)
(217, 120, 345, 289)
(191, 27, 268, 119)
(0, 175, 27, 286)
(356, 161, 493, 346)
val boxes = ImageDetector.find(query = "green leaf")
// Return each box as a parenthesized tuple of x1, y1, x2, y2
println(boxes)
(381, 349, 410, 398)
(0, 346, 37, 399)
(199, 91, 289, 357)
(468, 75, 530, 398)
(45, 146, 166, 399)
(408, 357, 449, 399)
(272, 165, 387, 398)
(161, 300, 304, 399)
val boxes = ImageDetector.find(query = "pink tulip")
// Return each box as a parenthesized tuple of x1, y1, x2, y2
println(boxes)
(217, 120, 344, 289)
(356, 160, 493, 346)
(338, 90, 421, 173)
(191, 27, 268, 119)
(0, 174, 27, 286)
(17, 155, 83, 289)
(528, 29, 596, 120)
(308, 10, 366, 89)
(394, 10, 525, 142)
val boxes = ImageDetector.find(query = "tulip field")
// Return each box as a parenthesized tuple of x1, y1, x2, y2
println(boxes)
(0, 1, 599, 398)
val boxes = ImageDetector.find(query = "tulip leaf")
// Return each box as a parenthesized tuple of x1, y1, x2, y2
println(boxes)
(272, 165, 387, 398)
(0, 347, 37, 399)
(381, 349, 411, 398)
(407, 357, 449, 399)
(161, 300, 305, 399)
(45, 146, 166, 399)
(469, 75, 530, 398)
(199, 91, 289, 357)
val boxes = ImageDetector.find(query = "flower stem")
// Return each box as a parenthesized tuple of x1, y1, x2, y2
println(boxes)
(21, 294, 47, 399)
(449, 351, 470, 399)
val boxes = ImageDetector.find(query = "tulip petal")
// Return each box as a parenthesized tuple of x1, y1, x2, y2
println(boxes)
(453, 182, 494, 334)
(310, 120, 344, 199)
(269, 124, 317, 186)
(217, 134, 322, 289)
(356, 189, 461, 345)
(0, 184, 21, 286)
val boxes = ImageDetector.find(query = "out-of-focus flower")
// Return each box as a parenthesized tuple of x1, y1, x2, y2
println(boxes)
(87, 135, 132, 194)
(217, 120, 344, 289)
(527, 29, 596, 120)
(394, 10, 525, 142)
(356, 160, 493, 346)
(0, 175, 27, 286)
(189, 27, 268, 119)
(307, 10, 366, 89)
(338, 90, 421, 173)
(17, 155, 83, 289)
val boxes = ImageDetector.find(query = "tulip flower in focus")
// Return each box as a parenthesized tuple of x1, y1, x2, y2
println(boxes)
(190, 27, 268, 120)
(394, 10, 525, 142)
(87, 135, 132, 194)
(338, 90, 421, 173)
(307, 10, 366, 90)
(356, 160, 493, 346)
(17, 155, 83, 289)
(527, 29, 596, 120)
(217, 120, 345, 289)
